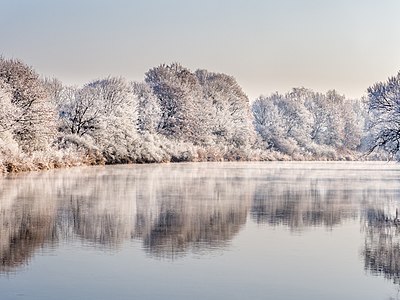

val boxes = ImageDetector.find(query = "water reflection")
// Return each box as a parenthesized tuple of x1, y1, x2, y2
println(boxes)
(0, 174, 57, 273)
(363, 207, 400, 284)
(1, 162, 400, 287)
(0, 165, 253, 268)
(251, 182, 358, 230)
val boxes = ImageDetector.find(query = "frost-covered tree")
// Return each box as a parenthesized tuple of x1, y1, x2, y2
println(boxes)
(341, 99, 364, 150)
(253, 88, 364, 158)
(0, 80, 15, 134)
(132, 82, 161, 134)
(252, 90, 312, 155)
(43, 77, 63, 107)
(88, 77, 138, 162)
(323, 90, 347, 148)
(252, 93, 286, 150)
(304, 91, 330, 143)
(0, 79, 20, 153)
(304, 89, 363, 151)
(145, 63, 208, 143)
(196, 70, 255, 147)
(284, 88, 313, 145)
(57, 77, 138, 163)
(0, 58, 56, 151)
(366, 72, 400, 159)
(42, 77, 66, 135)
(57, 85, 101, 136)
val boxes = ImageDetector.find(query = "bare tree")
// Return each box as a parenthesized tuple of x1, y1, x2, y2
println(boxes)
(366, 72, 400, 160)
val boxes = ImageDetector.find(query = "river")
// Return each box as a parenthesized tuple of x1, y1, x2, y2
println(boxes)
(1, 162, 400, 300)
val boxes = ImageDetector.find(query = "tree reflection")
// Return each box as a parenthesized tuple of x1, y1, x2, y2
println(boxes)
(140, 200, 248, 259)
(251, 180, 357, 230)
(0, 162, 399, 280)
(363, 207, 400, 284)
(132, 165, 252, 259)
(0, 175, 57, 273)
(0, 165, 253, 271)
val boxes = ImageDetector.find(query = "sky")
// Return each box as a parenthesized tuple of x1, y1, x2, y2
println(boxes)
(1, 0, 400, 100)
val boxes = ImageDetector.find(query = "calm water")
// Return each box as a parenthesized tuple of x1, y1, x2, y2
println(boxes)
(1, 162, 400, 300)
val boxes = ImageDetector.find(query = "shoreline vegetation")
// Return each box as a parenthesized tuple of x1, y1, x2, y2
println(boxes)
(0, 57, 396, 174)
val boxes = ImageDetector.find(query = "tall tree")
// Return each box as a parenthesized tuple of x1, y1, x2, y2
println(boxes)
(252, 93, 285, 150)
(145, 63, 208, 143)
(196, 70, 255, 147)
(366, 72, 400, 159)
(132, 82, 161, 135)
(0, 58, 56, 151)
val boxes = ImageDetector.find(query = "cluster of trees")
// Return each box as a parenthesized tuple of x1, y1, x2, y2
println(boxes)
(0, 56, 398, 173)
(46, 63, 257, 164)
(252, 88, 365, 160)
(0, 59, 259, 173)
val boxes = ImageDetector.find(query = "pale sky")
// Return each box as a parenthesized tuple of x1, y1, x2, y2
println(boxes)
(1, 0, 400, 100)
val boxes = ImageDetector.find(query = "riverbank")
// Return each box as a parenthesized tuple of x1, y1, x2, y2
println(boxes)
(1, 142, 378, 175)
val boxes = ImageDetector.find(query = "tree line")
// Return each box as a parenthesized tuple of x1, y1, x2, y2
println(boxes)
(0, 56, 397, 173)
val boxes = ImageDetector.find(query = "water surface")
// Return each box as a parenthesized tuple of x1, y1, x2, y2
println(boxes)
(1, 162, 400, 299)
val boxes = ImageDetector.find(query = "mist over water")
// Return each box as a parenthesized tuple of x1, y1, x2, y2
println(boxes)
(1, 162, 400, 299)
